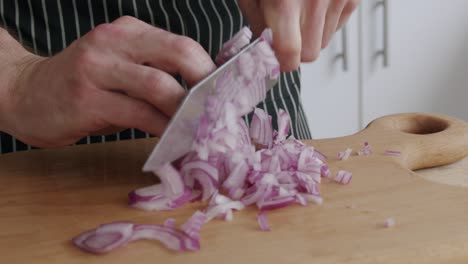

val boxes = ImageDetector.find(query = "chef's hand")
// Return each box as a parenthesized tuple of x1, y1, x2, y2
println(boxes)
(0, 16, 215, 148)
(238, 0, 360, 71)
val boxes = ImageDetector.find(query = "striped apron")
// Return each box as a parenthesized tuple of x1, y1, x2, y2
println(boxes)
(0, 0, 311, 154)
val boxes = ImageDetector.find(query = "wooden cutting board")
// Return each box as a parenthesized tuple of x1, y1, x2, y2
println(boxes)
(1, 113, 468, 264)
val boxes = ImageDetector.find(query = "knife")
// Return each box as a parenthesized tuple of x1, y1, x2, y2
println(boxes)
(143, 37, 277, 172)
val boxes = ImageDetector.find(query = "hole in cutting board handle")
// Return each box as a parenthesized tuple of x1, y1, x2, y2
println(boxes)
(397, 115, 449, 135)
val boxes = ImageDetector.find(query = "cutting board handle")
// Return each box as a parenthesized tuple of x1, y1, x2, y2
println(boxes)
(363, 113, 468, 170)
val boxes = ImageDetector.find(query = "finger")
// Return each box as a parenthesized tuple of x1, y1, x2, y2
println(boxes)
(95, 90, 169, 137)
(336, 0, 360, 30)
(237, 0, 265, 37)
(261, 0, 302, 72)
(300, 0, 328, 62)
(90, 126, 124, 136)
(94, 60, 186, 117)
(110, 16, 216, 87)
(321, 0, 347, 48)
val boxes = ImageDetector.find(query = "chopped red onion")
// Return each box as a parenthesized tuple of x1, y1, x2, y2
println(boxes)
(250, 108, 273, 148)
(334, 170, 353, 185)
(358, 142, 372, 156)
(215, 27, 252, 65)
(301, 194, 324, 205)
(205, 200, 245, 222)
(164, 218, 176, 228)
(384, 150, 401, 156)
(130, 224, 200, 251)
(337, 148, 353, 160)
(257, 211, 271, 231)
(72, 222, 134, 254)
(320, 164, 331, 178)
(180, 211, 207, 240)
(74, 27, 349, 255)
(383, 217, 396, 228)
(276, 109, 291, 143)
(313, 150, 328, 162)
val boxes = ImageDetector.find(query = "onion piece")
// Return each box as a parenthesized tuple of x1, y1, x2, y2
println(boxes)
(164, 218, 176, 228)
(334, 170, 353, 185)
(257, 211, 271, 231)
(205, 193, 245, 222)
(301, 194, 324, 205)
(384, 150, 401, 156)
(131, 224, 200, 251)
(128, 187, 192, 211)
(250, 108, 273, 148)
(383, 217, 396, 228)
(320, 164, 331, 178)
(215, 27, 252, 65)
(73, 222, 134, 254)
(180, 211, 207, 240)
(154, 163, 185, 196)
(358, 142, 372, 156)
(257, 195, 296, 211)
(276, 109, 291, 143)
(313, 150, 328, 162)
(337, 148, 353, 160)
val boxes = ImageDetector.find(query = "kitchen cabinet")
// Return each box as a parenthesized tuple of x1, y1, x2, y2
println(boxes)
(361, 0, 468, 126)
(300, 11, 360, 139)
(301, 0, 468, 139)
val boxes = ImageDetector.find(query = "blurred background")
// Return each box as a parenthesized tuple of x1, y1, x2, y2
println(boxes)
(301, 0, 468, 139)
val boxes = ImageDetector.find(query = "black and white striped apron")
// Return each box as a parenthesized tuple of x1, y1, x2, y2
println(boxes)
(0, 0, 311, 154)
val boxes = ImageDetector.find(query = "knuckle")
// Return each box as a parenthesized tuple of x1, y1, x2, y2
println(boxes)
(272, 0, 288, 8)
(73, 49, 99, 73)
(84, 23, 114, 44)
(301, 48, 320, 62)
(335, 0, 347, 7)
(172, 35, 205, 59)
(113, 15, 140, 25)
(84, 23, 131, 46)
(277, 43, 301, 59)
(143, 71, 173, 97)
(347, 0, 360, 10)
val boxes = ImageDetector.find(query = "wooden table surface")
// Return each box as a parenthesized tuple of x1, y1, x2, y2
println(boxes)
(1, 112, 468, 264)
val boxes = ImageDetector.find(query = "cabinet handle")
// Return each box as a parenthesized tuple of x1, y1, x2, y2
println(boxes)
(334, 25, 348, 71)
(375, 0, 389, 67)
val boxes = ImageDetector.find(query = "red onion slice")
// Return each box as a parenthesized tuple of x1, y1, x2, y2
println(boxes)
(250, 108, 273, 148)
(257, 195, 296, 211)
(131, 225, 200, 251)
(215, 27, 252, 65)
(276, 109, 291, 142)
(337, 148, 353, 160)
(180, 211, 207, 240)
(384, 150, 401, 156)
(257, 211, 271, 231)
(383, 217, 396, 228)
(154, 163, 185, 196)
(128, 187, 192, 211)
(205, 199, 245, 222)
(72, 222, 135, 254)
(320, 164, 331, 178)
(358, 141, 372, 156)
(164, 218, 176, 228)
(301, 194, 324, 205)
(334, 170, 353, 185)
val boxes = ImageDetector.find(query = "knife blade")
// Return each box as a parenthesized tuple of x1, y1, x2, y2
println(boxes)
(143, 37, 277, 171)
